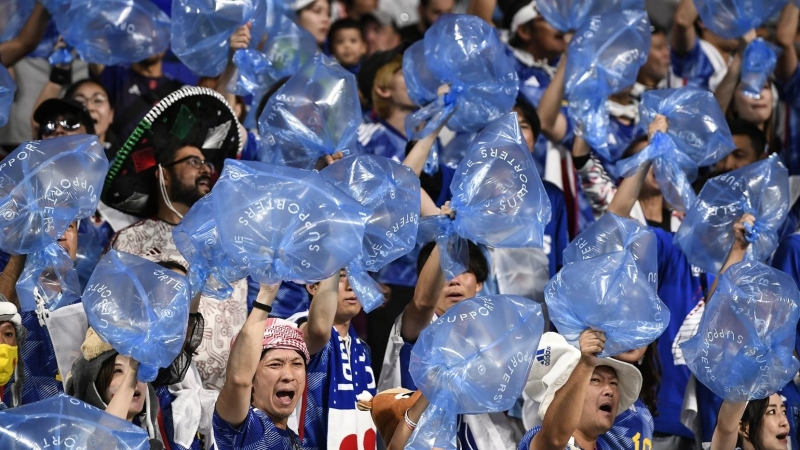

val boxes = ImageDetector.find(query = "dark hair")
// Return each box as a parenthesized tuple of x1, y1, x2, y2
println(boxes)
(36, 108, 96, 140)
(416, 241, 490, 283)
(635, 341, 662, 416)
(157, 260, 188, 274)
(513, 95, 542, 141)
(648, 17, 667, 36)
(255, 76, 292, 121)
(64, 79, 111, 105)
(95, 352, 119, 404)
(328, 18, 365, 43)
(622, 134, 650, 160)
(736, 397, 772, 450)
(727, 118, 768, 155)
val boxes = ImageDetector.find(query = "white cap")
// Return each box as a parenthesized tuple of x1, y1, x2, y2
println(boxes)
(291, 0, 317, 11)
(0, 298, 21, 327)
(511, 1, 539, 34)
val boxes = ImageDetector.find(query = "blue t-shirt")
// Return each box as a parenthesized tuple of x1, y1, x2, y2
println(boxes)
(599, 399, 655, 450)
(212, 407, 301, 450)
(3, 311, 62, 406)
(519, 426, 611, 450)
(777, 64, 800, 181)
(544, 181, 569, 277)
(669, 38, 719, 91)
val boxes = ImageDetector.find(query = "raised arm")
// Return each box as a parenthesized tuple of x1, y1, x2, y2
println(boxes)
(400, 242, 444, 343)
(387, 393, 430, 450)
(467, 0, 497, 24)
(0, 255, 26, 310)
(714, 31, 754, 114)
(216, 283, 280, 428)
(300, 273, 340, 356)
(671, 0, 698, 56)
(709, 401, 748, 450)
(0, 2, 50, 67)
(776, 3, 799, 82)
(705, 213, 754, 300)
(536, 52, 569, 143)
(105, 356, 140, 421)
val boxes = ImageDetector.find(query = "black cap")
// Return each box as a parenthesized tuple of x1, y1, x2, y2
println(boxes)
(356, 44, 408, 110)
(33, 98, 96, 136)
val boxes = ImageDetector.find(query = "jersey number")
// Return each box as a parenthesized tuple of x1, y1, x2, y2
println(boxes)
(632, 433, 652, 450)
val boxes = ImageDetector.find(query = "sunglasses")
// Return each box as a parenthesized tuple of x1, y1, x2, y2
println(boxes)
(41, 119, 83, 136)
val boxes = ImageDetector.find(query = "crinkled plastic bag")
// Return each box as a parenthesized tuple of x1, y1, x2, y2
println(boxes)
(173, 193, 247, 300)
(417, 114, 551, 280)
(0, 136, 108, 255)
(565, 10, 650, 156)
(695, 0, 788, 40)
(320, 155, 420, 312)
(403, 14, 519, 140)
(16, 242, 81, 313)
(83, 250, 190, 382)
(741, 38, 781, 99)
(441, 131, 475, 169)
(545, 213, 670, 357)
(76, 223, 107, 291)
(675, 155, 789, 275)
(0, 63, 15, 127)
(257, 53, 362, 169)
(407, 295, 544, 450)
(681, 261, 800, 401)
(47, 46, 74, 66)
(0, 393, 149, 449)
(537, 0, 645, 32)
(171, 0, 254, 77)
(213, 159, 369, 285)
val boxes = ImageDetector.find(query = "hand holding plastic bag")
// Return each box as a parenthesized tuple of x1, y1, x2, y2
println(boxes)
(57, 0, 171, 66)
(0, 63, 15, 127)
(565, 10, 650, 156)
(406, 295, 544, 450)
(173, 193, 247, 300)
(681, 261, 800, 401)
(83, 250, 190, 382)
(402, 14, 519, 140)
(0, 393, 149, 449)
(545, 213, 670, 357)
(171, 0, 254, 77)
(213, 159, 369, 285)
(537, 0, 645, 32)
(675, 155, 789, 275)
(320, 155, 420, 312)
(741, 38, 781, 99)
(694, 0, 788, 39)
(257, 54, 362, 169)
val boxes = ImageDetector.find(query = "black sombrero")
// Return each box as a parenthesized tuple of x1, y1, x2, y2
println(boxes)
(101, 86, 243, 217)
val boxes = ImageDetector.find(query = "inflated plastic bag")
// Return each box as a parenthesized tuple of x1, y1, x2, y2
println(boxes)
(213, 159, 369, 285)
(173, 193, 247, 300)
(681, 261, 800, 401)
(695, 0, 788, 40)
(57, 0, 171, 66)
(0, 136, 109, 255)
(171, 0, 254, 77)
(417, 114, 551, 280)
(741, 38, 780, 99)
(675, 155, 789, 275)
(257, 54, 362, 169)
(565, 10, 650, 156)
(16, 242, 81, 313)
(0, 393, 149, 449)
(617, 87, 734, 211)
(320, 155, 421, 312)
(0, 63, 15, 127)
(407, 295, 544, 450)
(402, 14, 519, 140)
(83, 250, 190, 382)
(544, 213, 669, 357)
(537, 0, 645, 32)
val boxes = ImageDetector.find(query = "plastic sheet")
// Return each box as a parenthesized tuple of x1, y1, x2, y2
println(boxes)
(173, 193, 247, 300)
(402, 15, 519, 140)
(537, 0, 645, 32)
(0, 393, 149, 449)
(0, 63, 15, 127)
(16, 242, 81, 313)
(417, 114, 551, 280)
(694, 0, 788, 40)
(741, 38, 780, 99)
(320, 155, 420, 312)
(57, 0, 171, 66)
(406, 295, 544, 450)
(565, 10, 650, 156)
(544, 213, 670, 357)
(681, 261, 800, 402)
(171, 0, 254, 77)
(675, 155, 789, 275)
(0, 136, 108, 255)
(213, 159, 369, 285)
(83, 250, 190, 383)
(257, 53, 362, 169)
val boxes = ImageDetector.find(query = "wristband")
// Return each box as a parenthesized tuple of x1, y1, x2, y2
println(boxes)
(404, 409, 417, 431)
(49, 66, 72, 86)
(252, 302, 272, 314)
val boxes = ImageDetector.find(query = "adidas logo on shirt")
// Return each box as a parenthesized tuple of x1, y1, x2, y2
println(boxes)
(536, 347, 551, 366)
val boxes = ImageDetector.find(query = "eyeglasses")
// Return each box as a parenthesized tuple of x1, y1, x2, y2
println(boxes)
(72, 94, 109, 107)
(41, 119, 83, 136)
(163, 155, 215, 173)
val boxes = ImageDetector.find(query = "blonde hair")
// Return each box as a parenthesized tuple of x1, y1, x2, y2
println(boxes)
(371, 54, 404, 120)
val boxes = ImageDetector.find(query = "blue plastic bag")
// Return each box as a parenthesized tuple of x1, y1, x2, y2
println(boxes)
(537, 0, 645, 32)
(402, 14, 519, 140)
(173, 193, 247, 300)
(47, 46, 74, 66)
(417, 114, 551, 280)
(57, 0, 171, 66)
(16, 242, 81, 313)
(565, 10, 650, 156)
(213, 159, 369, 285)
(0, 0, 34, 42)
(0, 63, 15, 127)
(257, 53, 363, 169)
(741, 38, 781, 99)
(544, 213, 670, 357)
(407, 295, 544, 450)
(171, 0, 254, 77)
(681, 261, 800, 401)
(0, 136, 109, 256)
(694, 0, 788, 40)
(320, 155, 421, 312)
(83, 250, 190, 382)
(0, 393, 149, 449)
(675, 155, 789, 275)
(441, 131, 475, 169)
